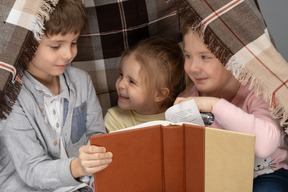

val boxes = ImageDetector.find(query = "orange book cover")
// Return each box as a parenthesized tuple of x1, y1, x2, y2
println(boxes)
(90, 123, 255, 192)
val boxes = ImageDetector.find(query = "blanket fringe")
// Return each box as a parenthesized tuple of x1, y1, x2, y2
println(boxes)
(237, 67, 288, 128)
(0, 31, 39, 119)
(176, 0, 233, 66)
(33, 0, 59, 40)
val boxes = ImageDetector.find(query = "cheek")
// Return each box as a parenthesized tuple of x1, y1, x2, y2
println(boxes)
(115, 78, 121, 89)
(32, 52, 52, 65)
(115, 79, 120, 88)
(72, 47, 78, 57)
(184, 61, 190, 74)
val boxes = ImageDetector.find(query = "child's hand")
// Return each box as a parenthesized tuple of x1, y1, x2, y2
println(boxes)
(174, 96, 220, 112)
(70, 140, 113, 178)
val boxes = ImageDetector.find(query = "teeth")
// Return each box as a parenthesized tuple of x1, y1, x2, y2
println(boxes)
(120, 94, 129, 99)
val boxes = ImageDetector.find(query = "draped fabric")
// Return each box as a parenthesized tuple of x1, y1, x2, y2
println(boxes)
(0, 0, 59, 119)
(0, 0, 182, 118)
(176, 0, 288, 127)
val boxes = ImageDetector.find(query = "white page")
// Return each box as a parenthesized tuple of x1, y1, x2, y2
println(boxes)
(165, 99, 205, 126)
(111, 99, 204, 133)
(112, 120, 175, 132)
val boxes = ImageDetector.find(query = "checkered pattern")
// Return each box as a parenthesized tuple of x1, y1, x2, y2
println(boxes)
(73, 0, 182, 115)
(0, 0, 58, 119)
(177, 0, 288, 126)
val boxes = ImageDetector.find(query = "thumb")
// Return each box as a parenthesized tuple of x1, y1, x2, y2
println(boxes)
(174, 97, 185, 105)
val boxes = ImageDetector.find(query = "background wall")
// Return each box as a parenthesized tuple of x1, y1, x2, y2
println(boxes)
(258, 0, 288, 61)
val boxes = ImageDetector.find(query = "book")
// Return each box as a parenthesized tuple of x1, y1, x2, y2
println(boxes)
(164, 99, 205, 126)
(90, 122, 255, 192)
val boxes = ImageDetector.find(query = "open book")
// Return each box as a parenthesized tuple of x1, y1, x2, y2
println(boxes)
(113, 99, 211, 133)
(91, 100, 255, 192)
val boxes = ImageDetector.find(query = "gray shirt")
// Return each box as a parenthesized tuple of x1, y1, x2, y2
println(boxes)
(0, 65, 106, 191)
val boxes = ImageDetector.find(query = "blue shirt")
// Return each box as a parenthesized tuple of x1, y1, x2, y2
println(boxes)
(0, 65, 106, 191)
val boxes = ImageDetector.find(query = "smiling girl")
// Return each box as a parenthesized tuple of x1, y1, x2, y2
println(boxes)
(104, 37, 185, 132)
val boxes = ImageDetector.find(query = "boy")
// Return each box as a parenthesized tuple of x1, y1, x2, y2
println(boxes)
(0, 0, 112, 191)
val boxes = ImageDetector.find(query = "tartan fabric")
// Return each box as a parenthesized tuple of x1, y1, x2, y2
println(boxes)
(73, 0, 181, 115)
(177, 0, 288, 127)
(0, 0, 59, 119)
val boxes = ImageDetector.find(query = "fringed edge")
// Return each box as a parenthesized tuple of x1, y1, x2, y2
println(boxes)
(0, 31, 39, 119)
(237, 66, 288, 149)
(226, 54, 288, 134)
(175, 0, 233, 66)
(32, 0, 59, 41)
(237, 67, 288, 128)
(0, 79, 22, 119)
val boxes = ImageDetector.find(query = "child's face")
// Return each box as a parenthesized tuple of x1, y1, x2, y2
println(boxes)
(27, 33, 79, 82)
(116, 54, 156, 115)
(183, 30, 237, 96)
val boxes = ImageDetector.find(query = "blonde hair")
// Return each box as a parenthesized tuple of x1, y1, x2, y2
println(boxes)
(119, 37, 186, 112)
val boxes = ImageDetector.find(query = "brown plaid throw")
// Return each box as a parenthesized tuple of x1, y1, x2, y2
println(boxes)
(177, 0, 288, 127)
(73, 0, 182, 115)
(0, 0, 181, 118)
(0, 0, 58, 119)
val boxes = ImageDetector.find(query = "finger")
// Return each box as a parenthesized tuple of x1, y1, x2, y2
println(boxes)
(174, 97, 184, 105)
(80, 145, 107, 154)
(80, 157, 113, 175)
(80, 151, 113, 161)
(82, 162, 112, 176)
(82, 157, 113, 168)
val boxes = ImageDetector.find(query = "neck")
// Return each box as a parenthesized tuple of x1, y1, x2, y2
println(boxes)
(201, 80, 241, 102)
(30, 73, 60, 95)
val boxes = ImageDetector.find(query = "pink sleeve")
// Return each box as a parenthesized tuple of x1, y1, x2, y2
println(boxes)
(212, 98, 281, 158)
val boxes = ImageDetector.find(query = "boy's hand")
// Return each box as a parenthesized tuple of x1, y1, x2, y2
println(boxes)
(70, 140, 113, 178)
(174, 96, 219, 113)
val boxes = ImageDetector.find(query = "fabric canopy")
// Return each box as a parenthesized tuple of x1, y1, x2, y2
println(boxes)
(176, 0, 288, 128)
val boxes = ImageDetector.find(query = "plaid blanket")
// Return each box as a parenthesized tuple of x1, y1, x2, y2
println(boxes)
(177, 0, 288, 127)
(73, 0, 181, 115)
(0, 0, 58, 119)
(0, 0, 181, 118)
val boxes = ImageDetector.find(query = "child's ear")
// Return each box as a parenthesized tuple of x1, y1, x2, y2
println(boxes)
(154, 88, 170, 102)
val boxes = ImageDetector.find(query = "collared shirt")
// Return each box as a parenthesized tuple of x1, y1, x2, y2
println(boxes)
(32, 75, 70, 159)
(1, 65, 106, 191)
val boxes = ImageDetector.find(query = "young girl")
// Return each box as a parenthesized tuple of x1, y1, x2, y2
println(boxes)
(0, 0, 112, 191)
(176, 0, 288, 191)
(104, 37, 185, 132)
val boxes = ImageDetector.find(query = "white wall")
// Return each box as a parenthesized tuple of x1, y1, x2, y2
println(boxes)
(258, 0, 288, 61)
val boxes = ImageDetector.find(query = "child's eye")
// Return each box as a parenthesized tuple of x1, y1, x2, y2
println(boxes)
(129, 79, 135, 84)
(185, 54, 192, 59)
(50, 45, 60, 49)
(201, 55, 210, 60)
(72, 41, 77, 46)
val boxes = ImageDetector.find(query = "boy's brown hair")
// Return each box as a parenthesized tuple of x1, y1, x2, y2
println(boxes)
(119, 37, 186, 112)
(0, 0, 87, 119)
(44, 0, 88, 37)
(21, 0, 88, 71)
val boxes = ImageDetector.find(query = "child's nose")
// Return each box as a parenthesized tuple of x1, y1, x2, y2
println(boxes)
(62, 47, 74, 61)
(186, 59, 202, 73)
(117, 78, 126, 89)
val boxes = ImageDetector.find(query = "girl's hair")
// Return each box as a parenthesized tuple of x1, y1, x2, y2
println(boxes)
(119, 37, 186, 112)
